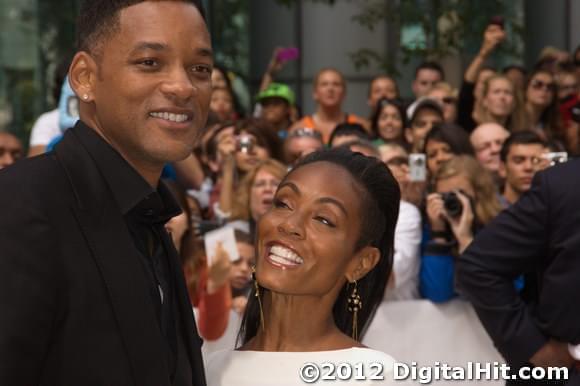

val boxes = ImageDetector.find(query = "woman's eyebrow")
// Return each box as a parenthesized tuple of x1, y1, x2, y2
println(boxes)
(316, 197, 348, 217)
(277, 182, 348, 216)
(277, 181, 300, 196)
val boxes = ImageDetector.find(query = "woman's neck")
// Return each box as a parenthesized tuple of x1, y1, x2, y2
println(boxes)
(526, 102, 543, 125)
(245, 291, 356, 352)
(315, 105, 344, 123)
(489, 112, 508, 127)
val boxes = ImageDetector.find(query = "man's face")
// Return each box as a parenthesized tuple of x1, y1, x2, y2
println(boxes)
(368, 77, 398, 108)
(313, 70, 345, 108)
(261, 97, 290, 126)
(406, 108, 442, 151)
(470, 123, 509, 172)
(284, 136, 323, 165)
(500, 144, 546, 196)
(556, 73, 579, 101)
(412, 69, 442, 98)
(0, 133, 23, 169)
(84, 2, 213, 171)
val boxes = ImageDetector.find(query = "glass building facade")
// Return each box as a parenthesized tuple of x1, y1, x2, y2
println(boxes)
(1, 0, 578, 148)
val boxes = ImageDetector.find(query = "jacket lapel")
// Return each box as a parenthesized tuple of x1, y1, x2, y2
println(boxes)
(55, 129, 171, 386)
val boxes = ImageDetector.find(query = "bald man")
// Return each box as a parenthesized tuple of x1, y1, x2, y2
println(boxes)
(0, 132, 23, 170)
(470, 122, 510, 174)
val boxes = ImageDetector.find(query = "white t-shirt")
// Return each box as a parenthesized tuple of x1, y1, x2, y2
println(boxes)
(384, 200, 422, 301)
(29, 109, 60, 147)
(205, 347, 398, 386)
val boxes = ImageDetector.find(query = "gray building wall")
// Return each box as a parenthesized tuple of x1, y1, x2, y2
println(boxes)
(250, 0, 389, 118)
(524, 0, 580, 65)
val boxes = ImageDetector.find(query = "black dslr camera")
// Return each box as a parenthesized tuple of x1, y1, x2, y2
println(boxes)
(440, 191, 463, 219)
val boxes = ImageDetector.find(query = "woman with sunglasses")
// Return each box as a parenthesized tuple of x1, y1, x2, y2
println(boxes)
(524, 69, 563, 140)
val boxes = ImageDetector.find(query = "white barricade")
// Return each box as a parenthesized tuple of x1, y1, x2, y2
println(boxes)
(363, 299, 505, 385)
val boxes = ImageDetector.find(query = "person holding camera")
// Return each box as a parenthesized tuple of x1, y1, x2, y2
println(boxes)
(421, 155, 502, 302)
(209, 119, 282, 222)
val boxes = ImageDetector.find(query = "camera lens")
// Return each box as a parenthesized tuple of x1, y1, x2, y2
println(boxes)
(441, 192, 463, 219)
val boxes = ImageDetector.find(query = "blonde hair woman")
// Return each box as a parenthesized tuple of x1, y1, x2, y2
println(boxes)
(230, 159, 288, 235)
(475, 74, 528, 133)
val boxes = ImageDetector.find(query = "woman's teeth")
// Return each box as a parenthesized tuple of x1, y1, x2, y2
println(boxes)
(269, 245, 304, 265)
(150, 111, 188, 123)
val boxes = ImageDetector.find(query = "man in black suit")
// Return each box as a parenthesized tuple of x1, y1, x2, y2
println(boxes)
(457, 160, 580, 384)
(0, 1, 212, 385)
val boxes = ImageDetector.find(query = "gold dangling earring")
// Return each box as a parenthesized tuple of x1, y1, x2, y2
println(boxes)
(252, 266, 265, 331)
(347, 280, 362, 341)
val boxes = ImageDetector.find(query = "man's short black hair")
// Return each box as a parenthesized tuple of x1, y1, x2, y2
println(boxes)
(414, 61, 445, 80)
(500, 131, 546, 162)
(338, 139, 380, 157)
(328, 123, 370, 146)
(76, 0, 206, 54)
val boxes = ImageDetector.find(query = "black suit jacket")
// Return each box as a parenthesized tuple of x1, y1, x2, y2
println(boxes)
(0, 127, 206, 386)
(456, 160, 580, 368)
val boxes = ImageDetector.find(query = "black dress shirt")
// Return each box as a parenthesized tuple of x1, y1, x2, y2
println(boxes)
(74, 121, 190, 384)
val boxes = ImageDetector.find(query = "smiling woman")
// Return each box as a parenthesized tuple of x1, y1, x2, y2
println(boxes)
(205, 148, 401, 385)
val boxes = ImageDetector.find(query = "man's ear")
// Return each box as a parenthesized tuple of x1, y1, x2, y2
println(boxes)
(412, 80, 421, 98)
(68, 51, 98, 103)
(345, 246, 381, 283)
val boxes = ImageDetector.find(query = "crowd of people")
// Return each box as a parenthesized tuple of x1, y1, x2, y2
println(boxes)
(1, 1, 580, 384)
(2, 18, 580, 333)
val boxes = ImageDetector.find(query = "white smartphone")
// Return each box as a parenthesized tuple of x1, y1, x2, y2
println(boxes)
(543, 152, 568, 167)
(409, 153, 427, 182)
(203, 225, 240, 265)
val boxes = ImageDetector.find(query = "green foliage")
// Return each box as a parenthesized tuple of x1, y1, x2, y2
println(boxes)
(273, 0, 524, 74)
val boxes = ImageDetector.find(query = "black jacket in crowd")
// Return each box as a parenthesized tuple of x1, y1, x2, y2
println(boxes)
(456, 159, 580, 377)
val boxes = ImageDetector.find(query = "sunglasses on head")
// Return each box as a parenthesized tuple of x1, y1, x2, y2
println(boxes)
(530, 79, 556, 92)
(288, 127, 323, 141)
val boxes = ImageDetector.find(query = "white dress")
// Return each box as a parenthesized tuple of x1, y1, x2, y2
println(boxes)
(205, 347, 398, 386)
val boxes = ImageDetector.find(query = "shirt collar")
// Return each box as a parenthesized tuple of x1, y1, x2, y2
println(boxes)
(72, 121, 181, 220)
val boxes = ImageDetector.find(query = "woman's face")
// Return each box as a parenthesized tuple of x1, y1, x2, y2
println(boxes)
(230, 242, 255, 290)
(526, 72, 555, 109)
(377, 104, 403, 141)
(425, 139, 454, 176)
(256, 162, 370, 297)
(235, 131, 270, 173)
(483, 78, 515, 118)
(250, 168, 282, 222)
(210, 88, 234, 121)
(435, 172, 475, 199)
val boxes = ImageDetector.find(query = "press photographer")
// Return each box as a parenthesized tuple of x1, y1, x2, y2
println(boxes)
(420, 155, 502, 302)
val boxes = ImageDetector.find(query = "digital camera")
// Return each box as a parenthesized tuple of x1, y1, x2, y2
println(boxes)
(440, 191, 463, 219)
